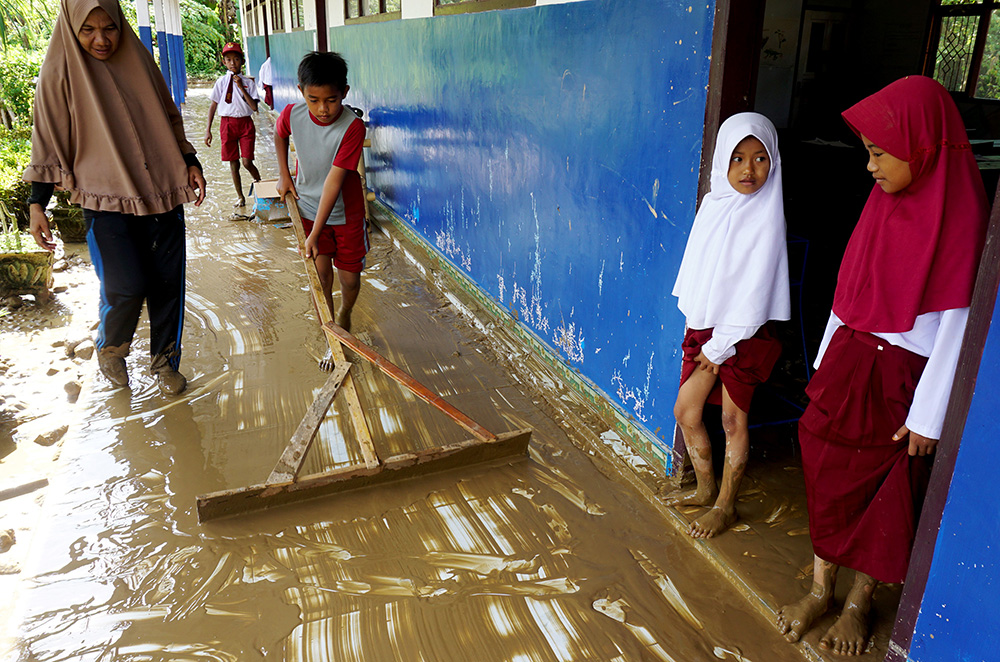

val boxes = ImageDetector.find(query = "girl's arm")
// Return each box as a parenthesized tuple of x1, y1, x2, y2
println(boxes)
(900, 307, 969, 444)
(813, 311, 844, 370)
(701, 324, 760, 365)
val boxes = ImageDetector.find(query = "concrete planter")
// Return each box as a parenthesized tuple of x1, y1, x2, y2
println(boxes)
(0, 249, 54, 303)
(51, 191, 87, 243)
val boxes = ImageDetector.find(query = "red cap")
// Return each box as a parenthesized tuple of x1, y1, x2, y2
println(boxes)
(222, 42, 244, 57)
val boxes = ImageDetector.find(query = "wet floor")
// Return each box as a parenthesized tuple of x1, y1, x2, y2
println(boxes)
(4, 84, 813, 661)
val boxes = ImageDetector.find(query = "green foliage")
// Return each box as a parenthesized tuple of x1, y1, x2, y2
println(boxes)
(0, 0, 57, 50)
(181, 0, 229, 77)
(0, 44, 44, 126)
(0, 125, 32, 191)
(975, 11, 1000, 100)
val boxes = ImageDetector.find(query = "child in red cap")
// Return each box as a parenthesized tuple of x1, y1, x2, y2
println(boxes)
(204, 42, 261, 209)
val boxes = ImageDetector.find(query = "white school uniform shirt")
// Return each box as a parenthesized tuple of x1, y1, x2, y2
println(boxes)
(814, 308, 968, 440)
(258, 58, 272, 87)
(209, 73, 259, 118)
(672, 112, 790, 364)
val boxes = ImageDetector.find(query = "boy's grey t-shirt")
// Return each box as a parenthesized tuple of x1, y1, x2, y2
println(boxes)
(289, 104, 355, 225)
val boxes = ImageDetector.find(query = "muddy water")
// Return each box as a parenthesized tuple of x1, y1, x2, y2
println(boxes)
(8, 86, 806, 662)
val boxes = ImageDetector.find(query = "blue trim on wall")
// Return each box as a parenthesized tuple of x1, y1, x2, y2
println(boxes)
(260, 1, 713, 465)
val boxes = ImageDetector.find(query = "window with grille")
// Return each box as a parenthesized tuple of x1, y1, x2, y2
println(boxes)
(434, 0, 534, 14)
(928, 0, 1000, 100)
(270, 0, 285, 32)
(291, 0, 304, 29)
(244, 1, 255, 35)
(345, 0, 401, 19)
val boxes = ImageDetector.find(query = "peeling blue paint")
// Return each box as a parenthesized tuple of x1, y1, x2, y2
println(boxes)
(250, 0, 714, 457)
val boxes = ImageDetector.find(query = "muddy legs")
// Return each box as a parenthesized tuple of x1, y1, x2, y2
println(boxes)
(819, 571, 876, 655)
(777, 555, 837, 642)
(662, 375, 747, 538)
(776, 556, 875, 654)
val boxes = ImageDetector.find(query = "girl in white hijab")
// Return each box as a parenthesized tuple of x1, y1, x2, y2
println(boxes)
(664, 112, 790, 539)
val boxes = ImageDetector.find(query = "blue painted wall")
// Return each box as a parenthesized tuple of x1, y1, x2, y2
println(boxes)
(908, 295, 1000, 660)
(260, 1, 714, 465)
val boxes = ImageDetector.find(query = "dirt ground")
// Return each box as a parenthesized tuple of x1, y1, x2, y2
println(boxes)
(0, 83, 888, 662)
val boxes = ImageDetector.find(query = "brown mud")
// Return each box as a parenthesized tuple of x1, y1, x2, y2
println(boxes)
(2, 84, 856, 661)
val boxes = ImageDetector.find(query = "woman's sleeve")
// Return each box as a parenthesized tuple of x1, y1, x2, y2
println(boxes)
(701, 324, 760, 364)
(905, 307, 969, 439)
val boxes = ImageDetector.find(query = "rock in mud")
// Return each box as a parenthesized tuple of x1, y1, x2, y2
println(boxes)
(0, 529, 14, 553)
(33, 425, 68, 447)
(3, 296, 23, 309)
(74, 339, 95, 360)
(64, 381, 81, 403)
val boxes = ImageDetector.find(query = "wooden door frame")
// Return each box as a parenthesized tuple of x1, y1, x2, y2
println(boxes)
(885, 182, 1000, 660)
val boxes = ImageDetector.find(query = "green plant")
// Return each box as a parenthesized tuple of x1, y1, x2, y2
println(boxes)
(0, 0, 56, 51)
(0, 199, 26, 252)
(0, 44, 44, 128)
(181, 0, 229, 78)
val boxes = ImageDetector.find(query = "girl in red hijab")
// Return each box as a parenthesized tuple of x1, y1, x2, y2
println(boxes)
(776, 76, 989, 654)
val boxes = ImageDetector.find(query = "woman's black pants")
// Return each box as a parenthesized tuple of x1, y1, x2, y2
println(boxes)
(84, 205, 185, 371)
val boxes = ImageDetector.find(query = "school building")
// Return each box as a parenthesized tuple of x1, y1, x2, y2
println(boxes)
(232, 0, 1000, 659)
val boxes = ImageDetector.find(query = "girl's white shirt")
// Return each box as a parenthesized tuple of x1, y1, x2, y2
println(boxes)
(672, 112, 790, 364)
(814, 308, 969, 440)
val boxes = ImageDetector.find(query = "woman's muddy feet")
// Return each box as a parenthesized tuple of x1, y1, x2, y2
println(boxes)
(776, 586, 832, 643)
(819, 606, 869, 656)
(660, 485, 717, 508)
(689, 505, 737, 538)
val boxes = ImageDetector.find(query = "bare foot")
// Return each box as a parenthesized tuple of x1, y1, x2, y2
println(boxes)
(689, 505, 737, 538)
(660, 486, 717, 508)
(776, 587, 832, 643)
(819, 606, 869, 656)
(336, 308, 352, 333)
(819, 572, 875, 655)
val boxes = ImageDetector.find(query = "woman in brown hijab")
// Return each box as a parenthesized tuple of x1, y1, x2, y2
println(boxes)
(25, 0, 206, 395)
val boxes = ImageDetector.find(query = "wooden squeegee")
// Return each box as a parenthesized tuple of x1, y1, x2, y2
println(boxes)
(195, 193, 531, 522)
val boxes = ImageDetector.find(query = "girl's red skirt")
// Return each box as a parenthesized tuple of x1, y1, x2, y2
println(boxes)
(679, 323, 782, 413)
(798, 326, 932, 583)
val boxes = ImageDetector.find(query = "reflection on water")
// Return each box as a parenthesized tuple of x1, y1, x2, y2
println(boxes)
(9, 86, 788, 662)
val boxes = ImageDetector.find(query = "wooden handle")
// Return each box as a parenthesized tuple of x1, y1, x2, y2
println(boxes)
(285, 194, 380, 469)
(323, 321, 498, 443)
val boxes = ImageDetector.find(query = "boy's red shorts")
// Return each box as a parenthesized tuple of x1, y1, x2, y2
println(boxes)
(301, 217, 369, 273)
(220, 115, 255, 161)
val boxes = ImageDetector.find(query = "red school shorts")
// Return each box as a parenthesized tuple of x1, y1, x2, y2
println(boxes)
(220, 115, 256, 161)
(301, 217, 369, 273)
